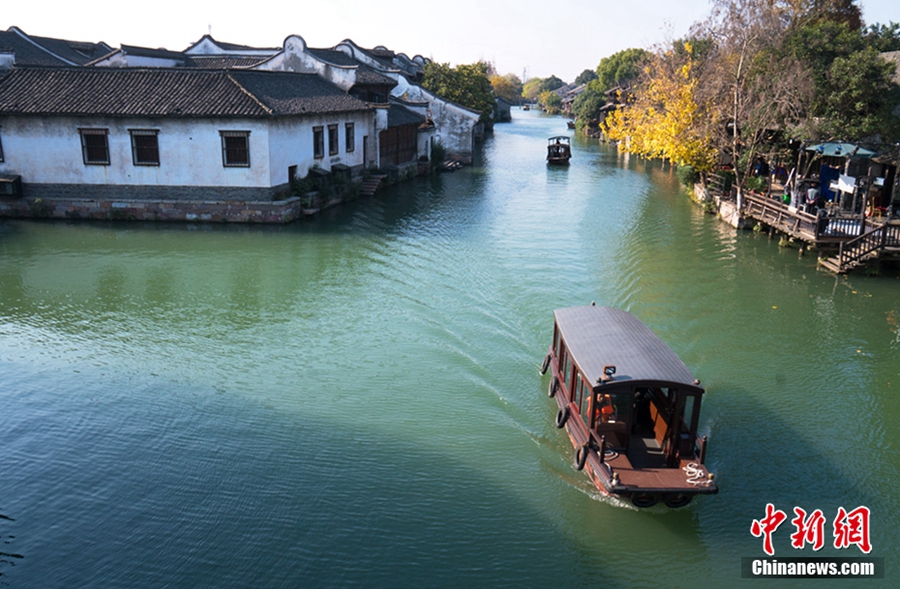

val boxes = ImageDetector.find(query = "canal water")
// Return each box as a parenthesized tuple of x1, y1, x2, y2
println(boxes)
(1, 110, 898, 587)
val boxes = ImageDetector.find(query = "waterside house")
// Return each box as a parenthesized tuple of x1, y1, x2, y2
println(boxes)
(0, 64, 373, 221)
(0, 26, 477, 222)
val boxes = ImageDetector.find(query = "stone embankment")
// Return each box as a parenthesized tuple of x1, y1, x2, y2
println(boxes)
(0, 196, 307, 223)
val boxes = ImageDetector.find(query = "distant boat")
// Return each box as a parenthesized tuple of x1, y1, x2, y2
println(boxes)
(523, 104, 530, 111)
(547, 136, 571, 165)
(567, 120, 575, 129)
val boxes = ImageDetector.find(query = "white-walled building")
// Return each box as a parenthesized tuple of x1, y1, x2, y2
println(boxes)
(0, 67, 374, 200)
(334, 39, 481, 163)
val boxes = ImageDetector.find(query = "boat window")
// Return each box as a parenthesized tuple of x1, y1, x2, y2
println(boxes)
(575, 377, 586, 414)
(564, 355, 573, 392)
(580, 382, 591, 416)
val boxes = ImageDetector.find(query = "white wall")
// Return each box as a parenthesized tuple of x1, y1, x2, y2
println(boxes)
(0, 111, 376, 189)
(0, 116, 269, 187)
(266, 111, 372, 183)
(0, 116, 257, 188)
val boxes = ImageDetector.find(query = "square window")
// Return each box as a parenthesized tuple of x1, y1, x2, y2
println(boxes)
(313, 126, 324, 159)
(345, 123, 355, 153)
(221, 131, 250, 167)
(80, 128, 109, 165)
(130, 129, 159, 166)
(328, 124, 339, 156)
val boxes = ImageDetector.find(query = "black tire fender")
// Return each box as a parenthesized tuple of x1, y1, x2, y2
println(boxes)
(574, 444, 588, 471)
(631, 492, 659, 508)
(555, 406, 569, 429)
(663, 493, 693, 508)
(548, 377, 559, 398)
(540, 354, 551, 375)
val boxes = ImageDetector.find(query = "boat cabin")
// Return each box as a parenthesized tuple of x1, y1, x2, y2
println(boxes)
(542, 306, 717, 508)
(547, 136, 571, 165)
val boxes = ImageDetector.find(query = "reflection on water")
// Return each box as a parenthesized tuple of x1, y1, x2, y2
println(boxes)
(1, 109, 898, 587)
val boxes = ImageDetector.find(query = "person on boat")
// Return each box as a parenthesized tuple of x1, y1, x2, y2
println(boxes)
(598, 393, 614, 422)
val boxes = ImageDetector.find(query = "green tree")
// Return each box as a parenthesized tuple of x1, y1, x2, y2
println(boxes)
(423, 61, 497, 127)
(538, 89, 563, 114)
(574, 69, 597, 85)
(490, 73, 523, 103)
(864, 22, 900, 52)
(820, 48, 900, 139)
(595, 48, 651, 91)
(571, 82, 606, 131)
(522, 75, 566, 100)
(782, 16, 900, 141)
(522, 78, 543, 100)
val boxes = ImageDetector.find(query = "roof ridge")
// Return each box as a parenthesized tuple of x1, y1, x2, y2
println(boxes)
(226, 71, 273, 115)
(9, 26, 79, 66)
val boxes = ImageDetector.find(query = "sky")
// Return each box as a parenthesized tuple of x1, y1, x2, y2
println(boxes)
(3, 1, 898, 82)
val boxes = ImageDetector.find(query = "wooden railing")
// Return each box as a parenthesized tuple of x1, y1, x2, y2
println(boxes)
(741, 192, 820, 240)
(739, 192, 890, 243)
(831, 221, 900, 272)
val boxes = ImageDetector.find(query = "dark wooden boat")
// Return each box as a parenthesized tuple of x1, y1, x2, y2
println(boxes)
(547, 136, 571, 165)
(567, 120, 575, 129)
(541, 306, 718, 508)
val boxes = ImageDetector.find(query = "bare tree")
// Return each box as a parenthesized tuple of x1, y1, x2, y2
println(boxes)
(693, 0, 814, 201)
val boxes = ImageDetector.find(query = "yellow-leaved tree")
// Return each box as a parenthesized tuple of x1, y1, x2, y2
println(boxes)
(604, 42, 718, 173)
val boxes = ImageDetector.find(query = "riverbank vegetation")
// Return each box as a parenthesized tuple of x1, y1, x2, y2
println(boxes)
(422, 61, 496, 128)
(600, 0, 900, 191)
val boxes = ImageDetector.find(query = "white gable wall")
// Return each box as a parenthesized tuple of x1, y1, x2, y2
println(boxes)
(253, 36, 358, 92)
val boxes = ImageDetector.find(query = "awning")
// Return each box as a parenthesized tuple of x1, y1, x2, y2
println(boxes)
(805, 143, 875, 158)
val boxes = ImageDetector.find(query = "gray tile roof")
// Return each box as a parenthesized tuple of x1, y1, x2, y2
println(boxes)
(0, 67, 372, 118)
(29, 34, 112, 65)
(308, 48, 358, 67)
(387, 100, 426, 127)
(183, 35, 280, 54)
(0, 27, 112, 66)
(0, 29, 71, 66)
(187, 56, 270, 69)
(354, 65, 395, 87)
(119, 44, 188, 62)
(307, 48, 396, 87)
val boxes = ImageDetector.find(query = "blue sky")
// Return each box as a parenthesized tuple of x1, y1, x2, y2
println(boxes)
(4, 1, 897, 82)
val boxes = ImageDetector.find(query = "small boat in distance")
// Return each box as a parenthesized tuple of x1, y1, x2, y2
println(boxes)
(541, 306, 718, 508)
(547, 136, 571, 165)
(567, 120, 576, 129)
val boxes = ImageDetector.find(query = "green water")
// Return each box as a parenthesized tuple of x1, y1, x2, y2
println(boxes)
(1, 110, 898, 587)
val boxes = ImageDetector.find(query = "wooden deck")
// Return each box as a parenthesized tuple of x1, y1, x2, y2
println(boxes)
(738, 192, 900, 273)
(604, 452, 715, 493)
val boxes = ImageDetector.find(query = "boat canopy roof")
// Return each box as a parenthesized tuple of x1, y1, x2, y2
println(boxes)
(548, 135, 570, 143)
(553, 306, 703, 394)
